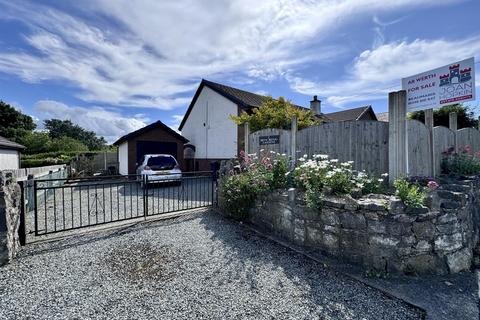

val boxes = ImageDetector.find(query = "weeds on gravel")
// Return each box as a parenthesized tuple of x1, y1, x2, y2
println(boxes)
(106, 244, 179, 285)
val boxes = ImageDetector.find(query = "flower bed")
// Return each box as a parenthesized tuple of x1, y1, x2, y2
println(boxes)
(218, 153, 480, 275)
(442, 145, 480, 176)
(220, 153, 437, 218)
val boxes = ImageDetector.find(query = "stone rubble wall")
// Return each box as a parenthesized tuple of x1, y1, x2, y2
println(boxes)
(219, 177, 480, 275)
(0, 171, 21, 266)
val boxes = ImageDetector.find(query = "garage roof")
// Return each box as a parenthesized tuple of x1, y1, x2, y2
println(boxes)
(0, 135, 25, 151)
(113, 121, 189, 146)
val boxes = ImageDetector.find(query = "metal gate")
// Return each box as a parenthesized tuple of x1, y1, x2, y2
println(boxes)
(23, 171, 216, 237)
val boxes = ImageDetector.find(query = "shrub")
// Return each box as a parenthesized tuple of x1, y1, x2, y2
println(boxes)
(220, 150, 289, 219)
(393, 178, 426, 210)
(293, 155, 387, 209)
(354, 171, 389, 195)
(221, 171, 270, 220)
(270, 154, 289, 189)
(441, 145, 480, 176)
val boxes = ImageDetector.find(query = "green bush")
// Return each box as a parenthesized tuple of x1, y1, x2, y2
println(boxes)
(293, 155, 388, 209)
(221, 171, 270, 220)
(441, 145, 480, 176)
(393, 178, 426, 210)
(21, 158, 67, 167)
(49, 136, 89, 152)
(220, 150, 288, 219)
(304, 183, 323, 210)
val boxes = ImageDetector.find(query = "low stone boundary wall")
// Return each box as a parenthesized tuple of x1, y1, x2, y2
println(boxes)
(0, 172, 21, 266)
(219, 178, 480, 275)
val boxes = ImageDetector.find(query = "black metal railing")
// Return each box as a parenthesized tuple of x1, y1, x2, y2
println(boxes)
(145, 171, 215, 216)
(26, 171, 216, 237)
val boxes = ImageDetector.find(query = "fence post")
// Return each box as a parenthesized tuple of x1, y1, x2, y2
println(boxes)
(291, 116, 298, 169)
(424, 108, 435, 177)
(449, 112, 458, 153)
(17, 180, 26, 246)
(244, 122, 250, 154)
(104, 151, 107, 171)
(388, 90, 408, 183)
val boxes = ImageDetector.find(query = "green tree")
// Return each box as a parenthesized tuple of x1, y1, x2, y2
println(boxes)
(408, 104, 478, 129)
(0, 100, 36, 141)
(49, 136, 88, 152)
(230, 97, 320, 132)
(44, 119, 107, 150)
(17, 131, 52, 154)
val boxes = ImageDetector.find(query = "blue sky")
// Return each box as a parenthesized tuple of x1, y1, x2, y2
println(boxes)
(0, 0, 479, 143)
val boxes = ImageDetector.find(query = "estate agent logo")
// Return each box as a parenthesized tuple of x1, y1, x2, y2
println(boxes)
(401, 57, 475, 112)
(438, 62, 473, 104)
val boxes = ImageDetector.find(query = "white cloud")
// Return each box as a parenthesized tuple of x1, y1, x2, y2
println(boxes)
(34, 100, 148, 143)
(289, 37, 480, 107)
(0, 0, 461, 109)
(168, 114, 185, 133)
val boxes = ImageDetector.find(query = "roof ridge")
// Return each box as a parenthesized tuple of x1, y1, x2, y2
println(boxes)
(325, 105, 371, 115)
(113, 120, 188, 146)
(202, 79, 269, 99)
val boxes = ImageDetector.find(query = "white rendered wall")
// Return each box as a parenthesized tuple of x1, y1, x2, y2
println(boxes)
(181, 86, 238, 159)
(118, 141, 129, 175)
(0, 149, 20, 170)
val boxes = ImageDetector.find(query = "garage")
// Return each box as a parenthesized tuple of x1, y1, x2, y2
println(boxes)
(113, 121, 189, 175)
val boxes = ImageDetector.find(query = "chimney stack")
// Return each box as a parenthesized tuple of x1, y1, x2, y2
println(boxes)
(310, 95, 321, 115)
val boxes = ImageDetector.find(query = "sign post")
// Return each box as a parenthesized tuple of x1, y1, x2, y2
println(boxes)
(449, 112, 458, 153)
(424, 109, 435, 177)
(244, 122, 250, 154)
(388, 90, 408, 183)
(400, 57, 475, 178)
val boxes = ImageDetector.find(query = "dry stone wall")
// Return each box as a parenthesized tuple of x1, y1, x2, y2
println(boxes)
(220, 177, 480, 275)
(0, 171, 21, 266)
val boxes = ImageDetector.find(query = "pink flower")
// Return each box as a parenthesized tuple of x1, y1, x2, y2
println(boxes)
(475, 151, 480, 158)
(427, 180, 439, 190)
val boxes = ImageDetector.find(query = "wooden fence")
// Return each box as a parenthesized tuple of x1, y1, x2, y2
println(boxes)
(249, 129, 291, 155)
(247, 119, 480, 176)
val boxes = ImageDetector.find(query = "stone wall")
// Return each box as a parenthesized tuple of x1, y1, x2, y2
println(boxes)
(219, 177, 480, 275)
(0, 171, 21, 266)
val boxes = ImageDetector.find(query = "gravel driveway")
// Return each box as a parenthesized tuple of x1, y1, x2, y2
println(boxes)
(1, 210, 423, 320)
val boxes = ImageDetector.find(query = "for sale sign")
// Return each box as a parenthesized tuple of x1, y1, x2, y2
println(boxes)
(401, 57, 475, 112)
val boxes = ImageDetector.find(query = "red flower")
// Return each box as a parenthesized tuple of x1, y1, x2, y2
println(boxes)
(427, 180, 439, 190)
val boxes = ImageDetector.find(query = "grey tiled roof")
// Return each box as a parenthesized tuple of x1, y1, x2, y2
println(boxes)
(323, 106, 373, 122)
(202, 80, 270, 108)
(179, 79, 377, 130)
(113, 121, 189, 146)
(0, 136, 25, 150)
